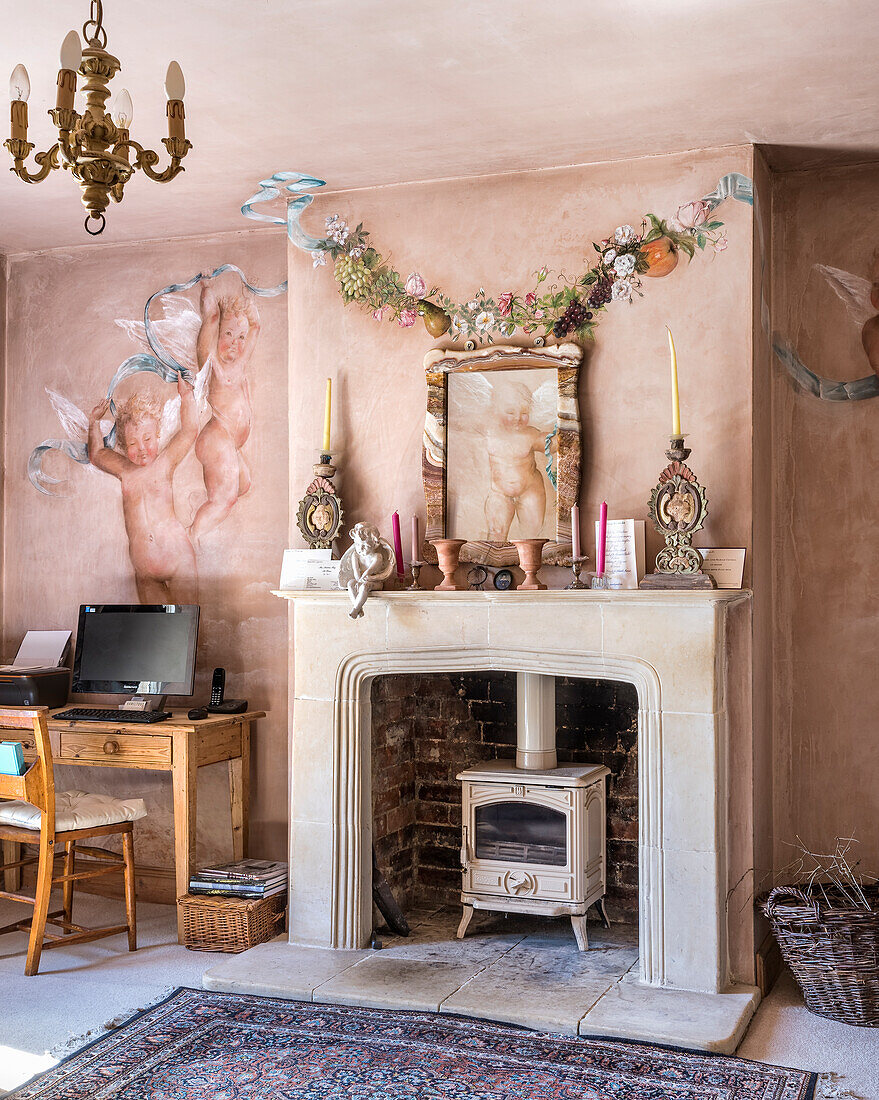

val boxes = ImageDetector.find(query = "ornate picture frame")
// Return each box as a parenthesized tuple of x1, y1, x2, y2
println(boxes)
(421, 343, 582, 567)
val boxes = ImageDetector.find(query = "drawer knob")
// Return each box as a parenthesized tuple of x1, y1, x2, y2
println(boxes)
(103, 739, 120, 755)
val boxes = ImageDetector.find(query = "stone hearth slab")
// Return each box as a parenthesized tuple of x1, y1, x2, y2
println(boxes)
(203, 940, 369, 1000)
(441, 942, 638, 1034)
(579, 979, 761, 1055)
(313, 956, 477, 1012)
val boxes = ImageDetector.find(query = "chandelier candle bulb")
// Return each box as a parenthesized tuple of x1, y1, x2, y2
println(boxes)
(322, 379, 332, 453)
(596, 501, 608, 575)
(113, 88, 133, 129)
(391, 512, 405, 577)
(57, 31, 81, 111)
(60, 30, 82, 71)
(668, 326, 681, 437)
(8, 65, 29, 142)
(165, 63, 186, 142)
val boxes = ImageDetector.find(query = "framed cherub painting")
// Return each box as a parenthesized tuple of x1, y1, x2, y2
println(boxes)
(422, 343, 582, 567)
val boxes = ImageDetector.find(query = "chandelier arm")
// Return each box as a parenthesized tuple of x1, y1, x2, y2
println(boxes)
(128, 139, 190, 184)
(4, 141, 61, 184)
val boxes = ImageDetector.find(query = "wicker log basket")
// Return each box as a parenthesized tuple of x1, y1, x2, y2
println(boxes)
(761, 883, 879, 1027)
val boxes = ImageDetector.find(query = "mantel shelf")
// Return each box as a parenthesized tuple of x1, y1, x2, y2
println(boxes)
(272, 587, 750, 605)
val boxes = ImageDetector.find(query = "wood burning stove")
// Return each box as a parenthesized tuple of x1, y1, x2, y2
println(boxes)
(456, 673, 610, 950)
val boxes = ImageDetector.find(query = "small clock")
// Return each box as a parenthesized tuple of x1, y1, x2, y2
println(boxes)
(493, 568, 514, 591)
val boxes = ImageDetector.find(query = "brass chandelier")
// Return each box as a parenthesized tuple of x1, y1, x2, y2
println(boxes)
(5, 0, 191, 236)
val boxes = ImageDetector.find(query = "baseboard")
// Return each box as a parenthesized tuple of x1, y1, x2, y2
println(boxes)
(755, 932, 782, 996)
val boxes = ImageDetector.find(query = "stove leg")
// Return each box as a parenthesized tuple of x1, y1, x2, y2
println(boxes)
(457, 905, 474, 940)
(595, 896, 611, 929)
(571, 914, 589, 951)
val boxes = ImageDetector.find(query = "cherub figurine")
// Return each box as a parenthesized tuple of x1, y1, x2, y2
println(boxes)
(88, 377, 198, 603)
(338, 523, 397, 619)
(190, 280, 261, 544)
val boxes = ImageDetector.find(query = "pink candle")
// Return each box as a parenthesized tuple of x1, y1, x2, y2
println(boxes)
(596, 501, 608, 575)
(391, 512, 405, 576)
(571, 504, 581, 560)
(411, 515, 419, 562)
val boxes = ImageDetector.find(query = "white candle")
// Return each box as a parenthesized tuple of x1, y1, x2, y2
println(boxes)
(411, 516, 419, 563)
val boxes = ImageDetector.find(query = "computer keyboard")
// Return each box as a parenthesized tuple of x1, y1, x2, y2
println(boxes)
(53, 707, 172, 724)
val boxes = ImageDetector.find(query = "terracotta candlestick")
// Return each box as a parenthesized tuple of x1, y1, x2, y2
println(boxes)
(430, 539, 467, 591)
(513, 539, 548, 590)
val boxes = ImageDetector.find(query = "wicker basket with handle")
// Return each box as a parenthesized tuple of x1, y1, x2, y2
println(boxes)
(761, 883, 879, 1026)
(179, 892, 286, 953)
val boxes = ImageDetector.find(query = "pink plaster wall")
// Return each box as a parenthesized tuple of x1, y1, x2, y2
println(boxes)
(288, 147, 757, 587)
(770, 163, 879, 874)
(1, 231, 289, 882)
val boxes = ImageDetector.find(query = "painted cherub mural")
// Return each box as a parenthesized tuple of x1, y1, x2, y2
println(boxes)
(191, 283, 261, 545)
(773, 246, 879, 401)
(28, 264, 285, 602)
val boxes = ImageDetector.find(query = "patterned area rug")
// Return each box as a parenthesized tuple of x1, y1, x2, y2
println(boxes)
(11, 987, 817, 1099)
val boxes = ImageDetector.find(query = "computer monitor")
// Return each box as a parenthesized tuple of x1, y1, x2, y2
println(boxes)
(71, 604, 200, 699)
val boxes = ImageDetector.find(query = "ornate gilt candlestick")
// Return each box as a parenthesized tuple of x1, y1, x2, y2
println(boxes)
(296, 451, 344, 550)
(639, 436, 715, 589)
(566, 556, 589, 590)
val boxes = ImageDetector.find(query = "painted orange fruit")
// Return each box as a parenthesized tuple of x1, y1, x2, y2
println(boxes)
(641, 236, 678, 278)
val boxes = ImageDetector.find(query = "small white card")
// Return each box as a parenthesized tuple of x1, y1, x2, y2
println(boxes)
(698, 548, 746, 589)
(279, 548, 340, 591)
(596, 519, 646, 589)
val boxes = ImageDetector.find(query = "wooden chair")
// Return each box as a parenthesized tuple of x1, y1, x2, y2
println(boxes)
(0, 707, 142, 975)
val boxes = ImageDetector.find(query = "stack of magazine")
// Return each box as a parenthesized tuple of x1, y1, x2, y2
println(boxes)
(189, 858, 288, 900)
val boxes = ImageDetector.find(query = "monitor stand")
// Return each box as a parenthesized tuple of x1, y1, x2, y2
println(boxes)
(120, 694, 167, 713)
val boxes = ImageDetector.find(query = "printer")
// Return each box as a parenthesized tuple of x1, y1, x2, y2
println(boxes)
(0, 630, 72, 709)
(0, 667, 70, 708)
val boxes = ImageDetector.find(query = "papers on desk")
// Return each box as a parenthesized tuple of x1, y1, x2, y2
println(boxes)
(0, 630, 71, 672)
(279, 548, 341, 591)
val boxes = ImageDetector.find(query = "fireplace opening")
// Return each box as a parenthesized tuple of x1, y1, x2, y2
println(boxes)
(370, 672, 638, 928)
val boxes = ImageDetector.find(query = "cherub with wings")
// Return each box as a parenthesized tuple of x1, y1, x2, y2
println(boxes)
(88, 376, 198, 604)
(816, 247, 879, 375)
(449, 371, 558, 543)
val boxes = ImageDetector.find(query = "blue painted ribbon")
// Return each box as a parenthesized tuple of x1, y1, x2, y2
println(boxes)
(544, 428, 558, 489)
(241, 171, 330, 254)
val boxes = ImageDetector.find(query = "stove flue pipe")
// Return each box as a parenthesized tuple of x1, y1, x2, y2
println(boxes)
(516, 672, 557, 770)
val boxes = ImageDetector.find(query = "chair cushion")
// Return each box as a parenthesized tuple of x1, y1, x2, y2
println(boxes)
(0, 790, 147, 832)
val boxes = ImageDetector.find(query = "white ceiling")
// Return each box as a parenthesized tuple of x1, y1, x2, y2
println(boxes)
(1, 0, 877, 254)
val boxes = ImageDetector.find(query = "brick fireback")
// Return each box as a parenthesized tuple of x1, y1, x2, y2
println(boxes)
(370, 672, 638, 921)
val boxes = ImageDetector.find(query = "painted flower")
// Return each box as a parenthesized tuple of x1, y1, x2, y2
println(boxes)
(311, 250, 328, 267)
(498, 321, 515, 337)
(350, 245, 364, 260)
(533, 308, 545, 319)
(474, 311, 495, 331)
(405, 272, 427, 299)
(614, 224, 636, 245)
(372, 306, 388, 322)
(325, 214, 340, 228)
(497, 292, 514, 316)
(672, 200, 710, 232)
(537, 265, 549, 280)
(452, 315, 469, 336)
(613, 253, 636, 276)
(603, 249, 617, 266)
(467, 299, 480, 310)
(611, 279, 633, 302)
(524, 291, 537, 308)
(713, 235, 729, 253)
(399, 308, 418, 328)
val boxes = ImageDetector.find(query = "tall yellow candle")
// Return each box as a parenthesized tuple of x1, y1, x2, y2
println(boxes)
(667, 326, 681, 436)
(322, 378, 332, 453)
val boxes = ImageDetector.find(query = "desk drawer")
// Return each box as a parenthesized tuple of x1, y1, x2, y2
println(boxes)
(59, 731, 172, 766)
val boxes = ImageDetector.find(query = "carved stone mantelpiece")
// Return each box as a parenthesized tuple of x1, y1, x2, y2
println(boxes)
(274, 587, 753, 999)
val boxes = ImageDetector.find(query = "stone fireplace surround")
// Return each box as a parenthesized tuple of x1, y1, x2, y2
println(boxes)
(278, 588, 755, 997)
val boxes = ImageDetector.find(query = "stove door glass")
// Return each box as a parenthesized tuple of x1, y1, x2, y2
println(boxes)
(474, 801, 567, 866)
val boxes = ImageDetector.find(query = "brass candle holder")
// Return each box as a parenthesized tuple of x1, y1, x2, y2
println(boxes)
(295, 450, 344, 550)
(407, 561, 425, 590)
(639, 435, 715, 590)
(566, 556, 589, 590)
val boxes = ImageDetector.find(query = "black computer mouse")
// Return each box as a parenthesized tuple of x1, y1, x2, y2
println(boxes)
(187, 706, 209, 720)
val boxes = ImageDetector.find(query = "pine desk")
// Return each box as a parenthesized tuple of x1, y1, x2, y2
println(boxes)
(5, 709, 265, 942)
